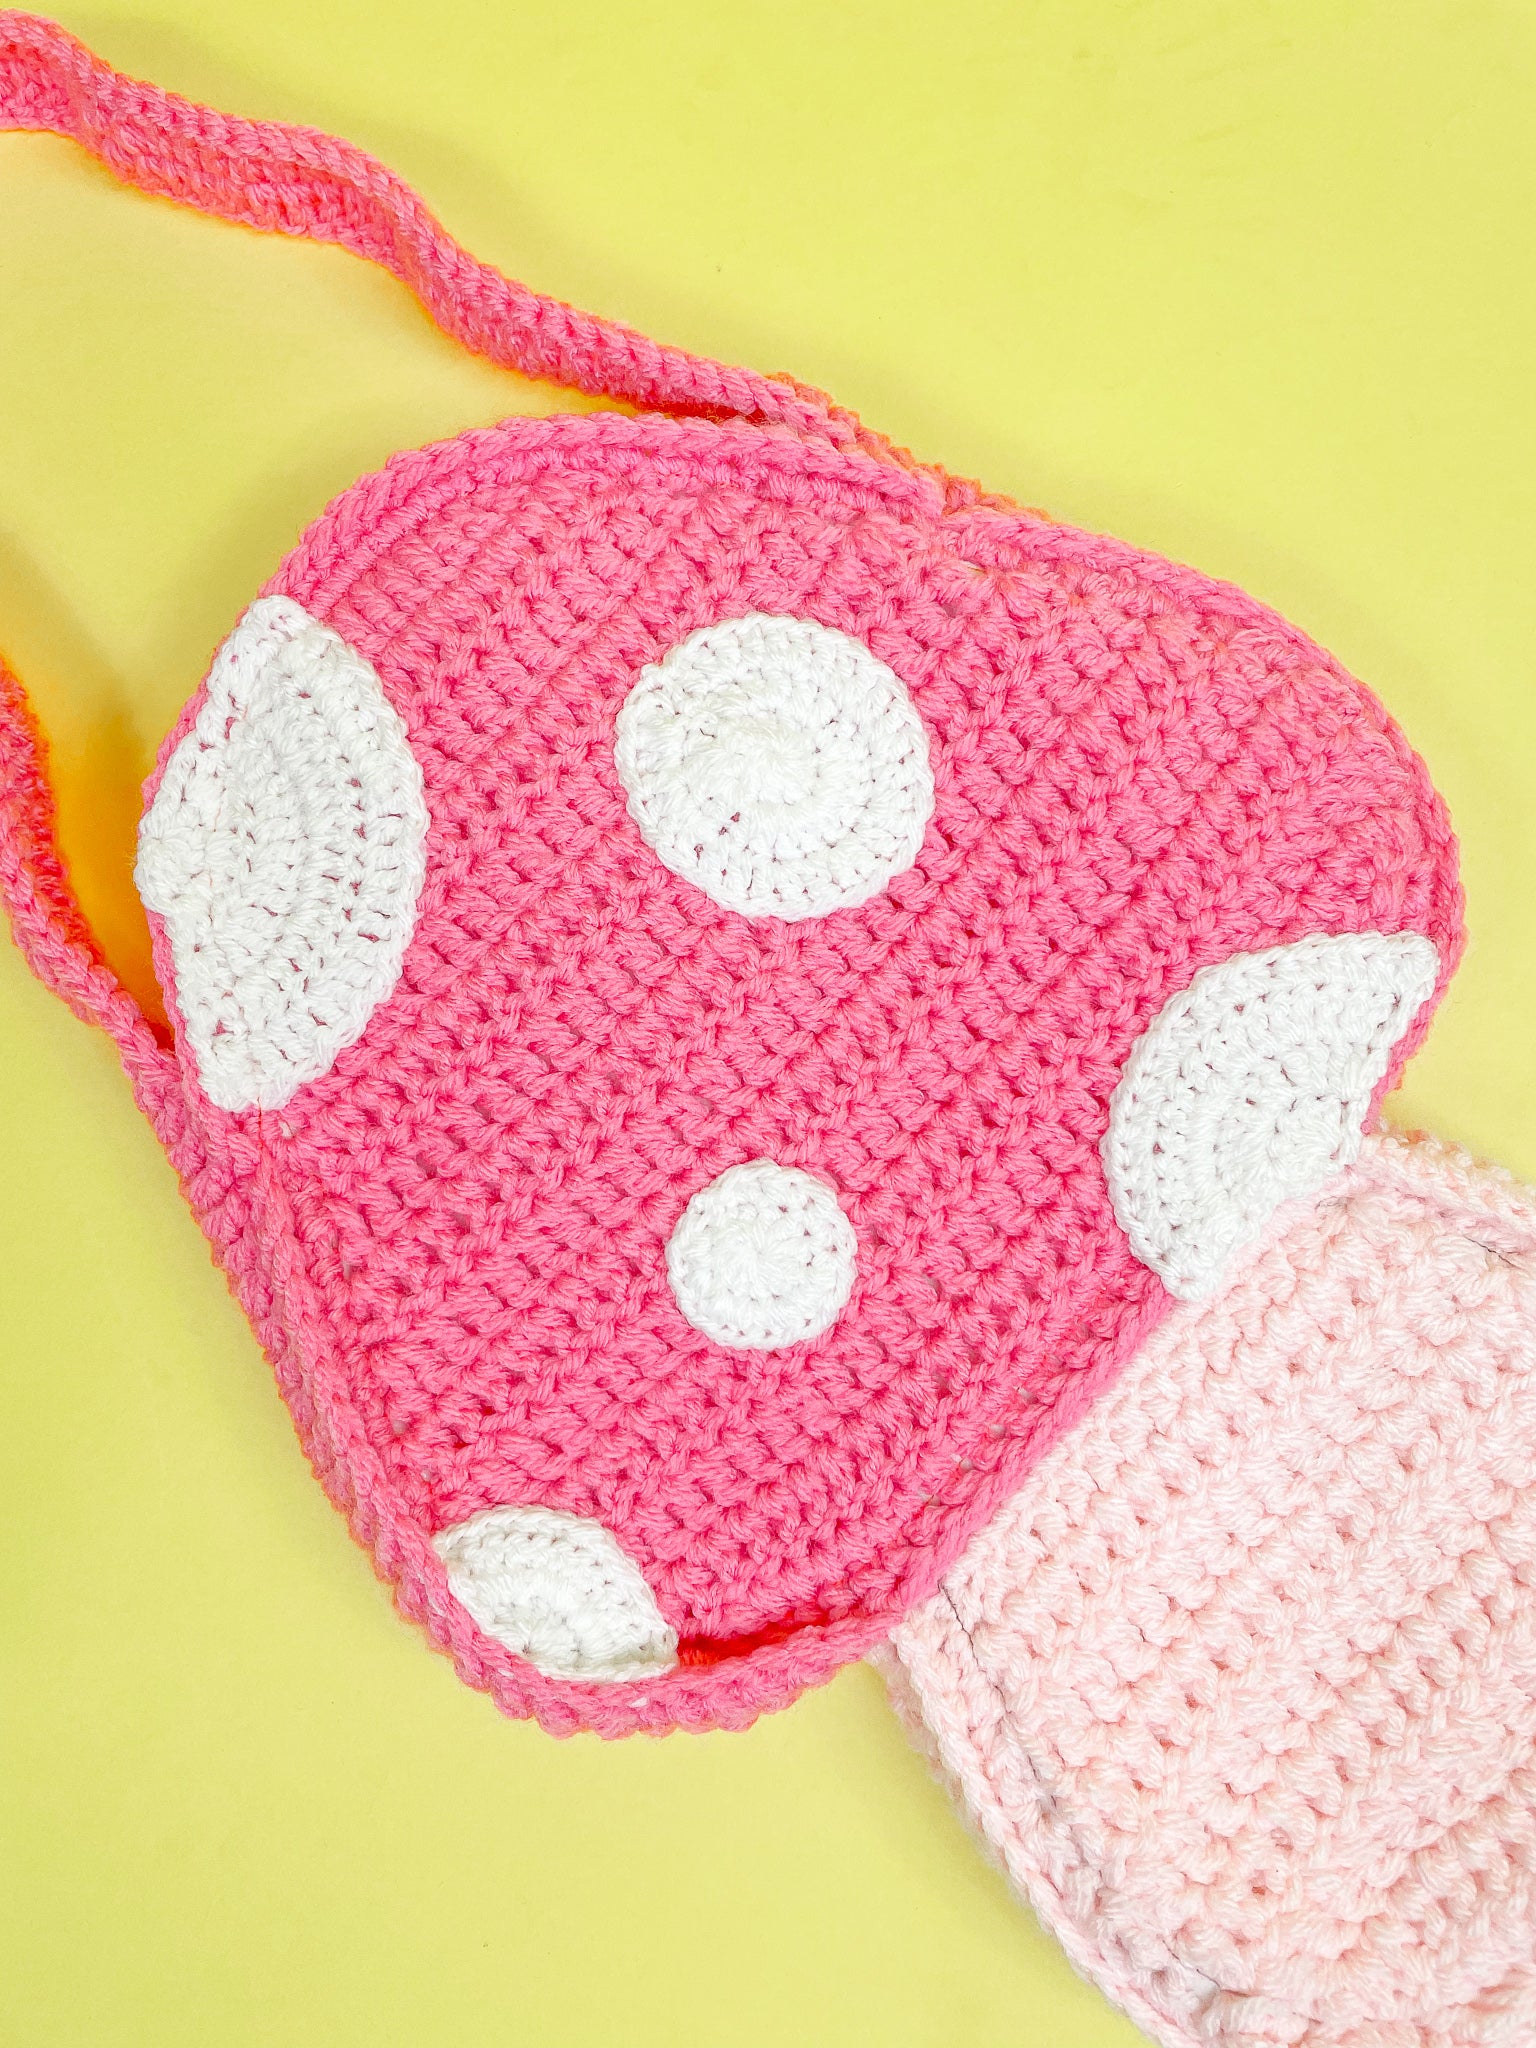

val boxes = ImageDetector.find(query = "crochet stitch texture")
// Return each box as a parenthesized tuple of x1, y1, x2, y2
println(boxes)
(883, 1133, 1536, 2048)
(135, 595, 431, 1112)
(0, 15, 1464, 1734)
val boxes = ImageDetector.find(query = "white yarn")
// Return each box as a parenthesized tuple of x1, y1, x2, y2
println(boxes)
(613, 613, 934, 920)
(665, 1159, 858, 1351)
(1103, 930, 1440, 1301)
(135, 596, 430, 1112)
(433, 1505, 678, 1682)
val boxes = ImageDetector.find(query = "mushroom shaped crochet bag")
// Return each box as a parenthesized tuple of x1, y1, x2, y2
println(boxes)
(0, 15, 1464, 1738)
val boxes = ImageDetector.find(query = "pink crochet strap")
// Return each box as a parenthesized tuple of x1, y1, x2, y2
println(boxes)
(0, 9, 900, 459)
(0, 656, 176, 1095)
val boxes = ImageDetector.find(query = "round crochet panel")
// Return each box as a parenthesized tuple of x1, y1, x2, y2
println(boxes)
(614, 612, 934, 918)
(136, 409, 1461, 1734)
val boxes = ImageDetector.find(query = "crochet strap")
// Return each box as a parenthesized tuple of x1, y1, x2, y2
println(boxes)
(0, 654, 177, 1101)
(0, 8, 893, 455)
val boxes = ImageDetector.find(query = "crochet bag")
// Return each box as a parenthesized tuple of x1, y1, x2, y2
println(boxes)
(0, 13, 1464, 1738)
(881, 1132, 1536, 2048)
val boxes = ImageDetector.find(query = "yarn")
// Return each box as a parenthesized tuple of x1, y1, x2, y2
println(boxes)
(0, 15, 1464, 1736)
(135, 597, 430, 1113)
(882, 1133, 1536, 2048)
(433, 1504, 678, 1682)
(1103, 931, 1442, 1299)
(614, 613, 935, 920)
(664, 1159, 859, 1351)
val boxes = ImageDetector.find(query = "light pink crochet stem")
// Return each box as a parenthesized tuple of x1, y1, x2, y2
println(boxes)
(0, 10, 910, 462)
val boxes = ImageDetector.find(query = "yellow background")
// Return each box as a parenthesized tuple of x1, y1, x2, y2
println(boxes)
(3, 5, 1534, 2043)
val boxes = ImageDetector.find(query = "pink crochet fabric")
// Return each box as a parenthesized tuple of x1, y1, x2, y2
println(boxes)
(0, 16, 1463, 1735)
(882, 1133, 1536, 2048)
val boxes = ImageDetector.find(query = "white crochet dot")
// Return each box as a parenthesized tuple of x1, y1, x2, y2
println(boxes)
(434, 1505, 678, 1684)
(613, 612, 934, 919)
(665, 1159, 858, 1351)
(1103, 930, 1440, 1302)
(135, 595, 429, 1113)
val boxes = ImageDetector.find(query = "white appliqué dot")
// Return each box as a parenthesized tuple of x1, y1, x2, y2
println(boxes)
(665, 1160, 858, 1351)
(434, 1505, 677, 1684)
(613, 613, 934, 920)
(136, 595, 429, 1112)
(1103, 930, 1440, 1301)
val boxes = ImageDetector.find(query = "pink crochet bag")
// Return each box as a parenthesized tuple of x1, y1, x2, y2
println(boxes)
(0, 13, 1465, 1739)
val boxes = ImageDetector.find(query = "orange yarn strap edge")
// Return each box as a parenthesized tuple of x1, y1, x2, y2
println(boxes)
(0, 654, 174, 1083)
(0, 8, 920, 465)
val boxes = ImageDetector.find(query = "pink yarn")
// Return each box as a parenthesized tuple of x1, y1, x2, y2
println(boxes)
(883, 1133, 1536, 2048)
(0, 16, 1464, 1734)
